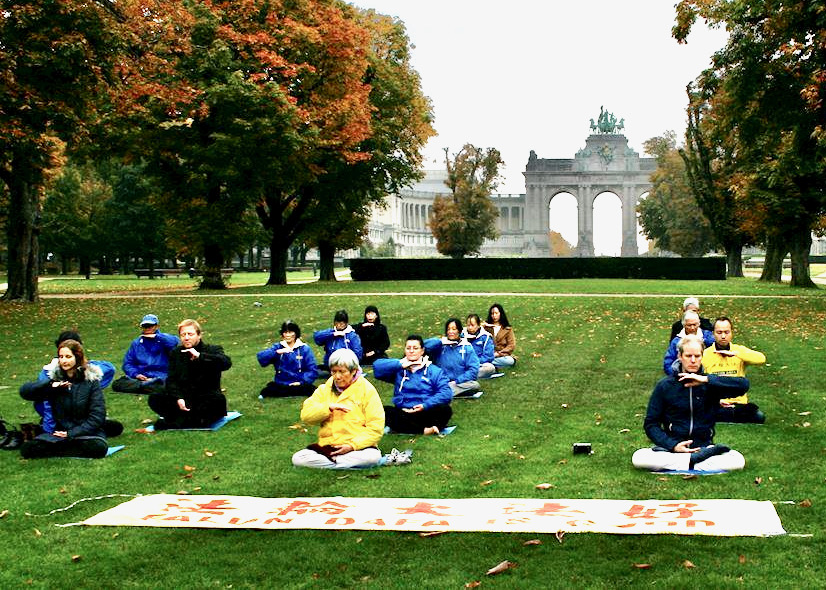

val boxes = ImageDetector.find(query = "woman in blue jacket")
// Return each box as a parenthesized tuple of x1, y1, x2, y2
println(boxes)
(258, 320, 318, 397)
(373, 335, 453, 435)
(425, 318, 481, 397)
(313, 310, 363, 375)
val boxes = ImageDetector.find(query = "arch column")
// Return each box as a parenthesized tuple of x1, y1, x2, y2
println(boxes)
(575, 185, 595, 257)
(620, 185, 639, 256)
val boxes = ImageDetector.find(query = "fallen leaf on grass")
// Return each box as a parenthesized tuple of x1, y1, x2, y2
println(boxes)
(555, 530, 565, 544)
(33, 528, 41, 538)
(441, 464, 452, 470)
(204, 450, 215, 457)
(618, 428, 630, 434)
(682, 474, 698, 480)
(558, 459, 568, 465)
(464, 581, 481, 588)
(657, 477, 668, 482)
(419, 531, 445, 537)
(486, 560, 516, 576)
(183, 465, 196, 472)
(141, 418, 153, 425)
(738, 554, 746, 564)
(754, 477, 763, 485)
(523, 539, 542, 546)
(535, 483, 554, 490)
(59, 487, 67, 494)
(71, 555, 81, 563)
(0, 509, 9, 519)
(683, 560, 696, 569)
(176, 490, 189, 495)
(799, 498, 812, 508)
(798, 411, 811, 416)
(480, 480, 494, 487)
(531, 352, 542, 358)
(632, 563, 652, 569)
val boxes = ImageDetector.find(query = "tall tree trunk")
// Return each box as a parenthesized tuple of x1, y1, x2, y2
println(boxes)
(318, 240, 336, 282)
(267, 233, 288, 285)
(725, 243, 743, 278)
(2, 158, 41, 302)
(199, 242, 225, 289)
(789, 230, 816, 288)
(759, 237, 786, 283)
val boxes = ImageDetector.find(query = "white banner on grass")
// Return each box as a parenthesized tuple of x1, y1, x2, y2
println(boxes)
(80, 495, 786, 537)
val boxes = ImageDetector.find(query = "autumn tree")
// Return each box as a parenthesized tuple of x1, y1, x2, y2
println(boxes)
(548, 231, 573, 257)
(637, 132, 716, 257)
(294, 9, 434, 282)
(674, 0, 826, 286)
(430, 144, 502, 259)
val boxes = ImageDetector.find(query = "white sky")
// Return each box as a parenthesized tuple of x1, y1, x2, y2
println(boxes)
(349, 0, 728, 254)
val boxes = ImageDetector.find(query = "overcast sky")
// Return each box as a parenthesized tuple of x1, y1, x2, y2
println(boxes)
(349, 1, 729, 253)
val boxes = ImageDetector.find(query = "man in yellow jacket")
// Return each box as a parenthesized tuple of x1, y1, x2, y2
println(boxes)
(702, 317, 766, 423)
(292, 348, 384, 469)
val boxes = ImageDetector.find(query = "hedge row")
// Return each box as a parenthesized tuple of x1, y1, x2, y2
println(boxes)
(349, 257, 727, 281)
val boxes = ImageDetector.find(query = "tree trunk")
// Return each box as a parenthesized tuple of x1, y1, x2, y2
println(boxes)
(724, 243, 743, 278)
(759, 237, 786, 283)
(199, 242, 226, 289)
(2, 158, 41, 302)
(267, 234, 288, 285)
(789, 230, 817, 288)
(318, 241, 336, 282)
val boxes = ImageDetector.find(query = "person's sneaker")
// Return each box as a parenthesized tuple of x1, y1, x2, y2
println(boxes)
(381, 448, 413, 466)
(490, 372, 505, 378)
(689, 444, 730, 468)
(1, 430, 24, 450)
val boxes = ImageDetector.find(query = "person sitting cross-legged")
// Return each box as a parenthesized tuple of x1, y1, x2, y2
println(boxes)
(313, 309, 363, 378)
(373, 335, 453, 436)
(662, 310, 714, 376)
(148, 319, 232, 430)
(19, 339, 109, 459)
(112, 314, 179, 394)
(257, 320, 318, 398)
(632, 334, 748, 473)
(463, 313, 500, 379)
(425, 317, 481, 398)
(703, 316, 767, 424)
(291, 349, 384, 469)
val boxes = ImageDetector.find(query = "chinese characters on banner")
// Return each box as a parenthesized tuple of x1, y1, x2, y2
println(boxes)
(81, 495, 786, 537)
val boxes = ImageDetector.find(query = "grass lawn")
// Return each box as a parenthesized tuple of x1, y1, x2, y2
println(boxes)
(0, 277, 824, 588)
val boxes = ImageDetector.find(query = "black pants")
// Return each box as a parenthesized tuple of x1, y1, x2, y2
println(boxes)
(21, 436, 108, 459)
(715, 402, 765, 424)
(384, 404, 452, 434)
(148, 393, 227, 428)
(112, 376, 166, 395)
(260, 381, 315, 398)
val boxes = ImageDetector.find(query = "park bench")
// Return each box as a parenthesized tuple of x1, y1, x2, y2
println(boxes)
(134, 268, 184, 278)
(187, 268, 235, 278)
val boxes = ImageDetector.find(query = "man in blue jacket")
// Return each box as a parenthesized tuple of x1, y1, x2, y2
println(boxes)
(633, 334, 749, 472)
(112, 314, 179, 394)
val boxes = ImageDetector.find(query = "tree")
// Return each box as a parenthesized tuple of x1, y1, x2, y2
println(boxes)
(548, 231, 573, 257)
(637, 132, 716, 257)
(674, 0, 826, 287)
(429, 144, 502, 259)
(257, 6, 433, 284)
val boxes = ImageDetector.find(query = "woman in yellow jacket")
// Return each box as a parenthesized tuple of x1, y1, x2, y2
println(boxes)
(292, 348, 384, 469)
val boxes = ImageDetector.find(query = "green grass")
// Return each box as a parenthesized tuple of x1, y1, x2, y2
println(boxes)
(0, 278, 823, 588)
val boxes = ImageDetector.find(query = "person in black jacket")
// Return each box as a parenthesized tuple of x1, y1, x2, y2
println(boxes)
(148, 319, 232, 430)
(632, 334, 748, 472)
(19, 339, 108, 458)
(352, 305, 390, 365)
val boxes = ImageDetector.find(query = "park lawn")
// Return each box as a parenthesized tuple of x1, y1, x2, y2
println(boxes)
(0, 282, 823, 588)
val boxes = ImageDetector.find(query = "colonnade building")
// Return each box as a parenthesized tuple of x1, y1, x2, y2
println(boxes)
(367, 130, 655, 257)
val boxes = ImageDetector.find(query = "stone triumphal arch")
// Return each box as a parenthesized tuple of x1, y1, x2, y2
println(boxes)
(522, 110, 655, 256)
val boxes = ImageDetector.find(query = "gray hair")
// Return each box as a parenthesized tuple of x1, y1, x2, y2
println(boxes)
(682, 297, 700, 310)
(328, 348, 360, 372)
(682, 310, 700, 325)
(677, 333, 705, 354)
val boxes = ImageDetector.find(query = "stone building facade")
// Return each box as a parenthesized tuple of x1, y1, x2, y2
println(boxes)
(367, 132, 654, 257)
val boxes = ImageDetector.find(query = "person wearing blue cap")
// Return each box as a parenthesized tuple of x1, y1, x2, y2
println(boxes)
(112, 314, 179, 394)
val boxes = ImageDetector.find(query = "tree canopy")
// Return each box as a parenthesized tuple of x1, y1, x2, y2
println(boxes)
(429, 144, 502, 259)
